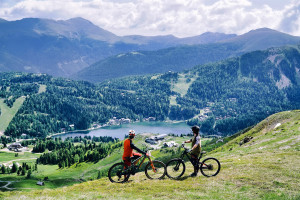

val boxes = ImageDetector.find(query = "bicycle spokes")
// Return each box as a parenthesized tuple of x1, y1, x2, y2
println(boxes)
(108, 162, 130, 183)
(145, 160, 166, 179)
(166, 159, 185, 179)
(200, 158, 220, 177)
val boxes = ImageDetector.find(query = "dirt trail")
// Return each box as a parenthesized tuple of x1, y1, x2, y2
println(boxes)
(0, 181, 16, 190)
(0, 181, 34, 190)
(0, 158, 37, 166)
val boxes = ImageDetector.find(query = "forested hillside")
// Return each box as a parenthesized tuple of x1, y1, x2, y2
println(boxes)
(1, 45, 300, 138)
(183, 45, 300, 134)
(1, 73, 171, 138)
(100, 45, 300, 135)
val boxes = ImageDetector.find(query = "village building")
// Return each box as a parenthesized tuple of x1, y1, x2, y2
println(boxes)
(108, 117, 131, 126)
(163, 141, 178, 147)
(37, 181, 44, 186)
(145, 138, 157, 145)
(8, 142, 23, 152)
(154, 134, 167, 140)
(145, 134, 167, 144)
(143, 117, 156, 121)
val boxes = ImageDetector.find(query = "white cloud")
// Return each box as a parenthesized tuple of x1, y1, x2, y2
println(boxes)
(0, 0, 299, 37)
(279, 1, 300, 36)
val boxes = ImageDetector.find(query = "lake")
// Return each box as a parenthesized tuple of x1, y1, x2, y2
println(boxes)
(53, 121, 192, 140)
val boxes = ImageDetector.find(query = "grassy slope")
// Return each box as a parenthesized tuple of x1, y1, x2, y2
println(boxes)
(170, 73, 196, 106)
(0, 96, 25, 133)
(1, 110, 300, 199)
(38, 84, 47, 94)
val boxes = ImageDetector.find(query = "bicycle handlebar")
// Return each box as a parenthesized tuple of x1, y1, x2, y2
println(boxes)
(181, 143, 189, 150)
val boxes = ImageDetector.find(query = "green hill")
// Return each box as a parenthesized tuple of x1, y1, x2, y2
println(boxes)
(1, 110, 299, 199)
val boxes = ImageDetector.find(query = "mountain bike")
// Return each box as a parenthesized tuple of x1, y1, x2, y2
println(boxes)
(108, 150, 166, 183)
(166, 143, 221, 179)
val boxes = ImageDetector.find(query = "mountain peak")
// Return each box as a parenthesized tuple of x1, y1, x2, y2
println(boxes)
(0, 18, 7, 23)
(65, 17, 94, 26)
(248, 27, 278, 33)
(221, 27, 300, 52)
(31, 17, 119, 42)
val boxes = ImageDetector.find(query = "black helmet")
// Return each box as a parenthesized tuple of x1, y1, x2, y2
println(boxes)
(191, 125, 200, 133)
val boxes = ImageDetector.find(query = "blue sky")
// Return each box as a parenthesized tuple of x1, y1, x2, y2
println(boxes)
(0, 0, 299, 37)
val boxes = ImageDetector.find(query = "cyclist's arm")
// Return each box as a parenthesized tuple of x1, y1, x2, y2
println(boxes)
(184, 139, 192, 143)
(130, 140, 146, 154)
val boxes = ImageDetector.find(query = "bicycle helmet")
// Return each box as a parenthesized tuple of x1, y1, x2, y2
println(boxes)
(129, 130, 135, 136)
(191, 125, 200, 133)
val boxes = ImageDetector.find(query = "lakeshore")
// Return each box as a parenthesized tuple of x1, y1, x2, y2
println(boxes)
(52, 121, 190, 140)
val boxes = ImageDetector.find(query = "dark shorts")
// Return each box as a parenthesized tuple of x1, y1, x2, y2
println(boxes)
(190, 153, 199, 167)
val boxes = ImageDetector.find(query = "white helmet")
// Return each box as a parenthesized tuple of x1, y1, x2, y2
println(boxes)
(129, 130, 135, 136)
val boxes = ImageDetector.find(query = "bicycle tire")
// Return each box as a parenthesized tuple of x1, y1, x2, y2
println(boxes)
(108, 162, 130, 183)
(166, 158, 186, 179)
(200, 157, 221, 177)
(145, 160, 166, 179)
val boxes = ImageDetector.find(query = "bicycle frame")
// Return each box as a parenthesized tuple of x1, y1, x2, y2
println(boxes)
(109, 150, 167, 183)
(127, 151, 156, 173)
(179, 145, 207, 168)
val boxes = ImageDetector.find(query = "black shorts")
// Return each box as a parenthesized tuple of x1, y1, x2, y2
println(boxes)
(190, 154, 199, 167)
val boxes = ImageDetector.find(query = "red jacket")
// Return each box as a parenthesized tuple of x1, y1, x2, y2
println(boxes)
(122, 138, 145, 160)
(122, 139, 133, 159)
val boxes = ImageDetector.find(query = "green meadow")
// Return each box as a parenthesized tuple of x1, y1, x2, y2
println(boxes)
(0, 97, 25, 133)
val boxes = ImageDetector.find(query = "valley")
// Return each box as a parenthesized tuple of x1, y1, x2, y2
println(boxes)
(1, 43, 300, 138)
(0, 16, 300, 200)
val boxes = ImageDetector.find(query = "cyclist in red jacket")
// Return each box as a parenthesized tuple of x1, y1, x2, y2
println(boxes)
(122, 130, 146, 167)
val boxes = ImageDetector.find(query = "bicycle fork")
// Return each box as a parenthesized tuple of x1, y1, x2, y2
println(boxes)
(148, 157, 157, 173)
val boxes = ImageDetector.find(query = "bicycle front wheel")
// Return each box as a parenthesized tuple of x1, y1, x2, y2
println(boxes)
(166, 159, 185, 179)
(145, 160, 166, 179)
(108, 162, 130, 183)
(200, 157, 221, 177)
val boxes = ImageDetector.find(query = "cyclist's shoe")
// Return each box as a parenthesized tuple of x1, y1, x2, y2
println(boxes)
(131, 169, 136, 175)
(190, 172, 198, 177)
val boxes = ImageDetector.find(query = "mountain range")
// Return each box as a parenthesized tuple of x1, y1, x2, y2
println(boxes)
(0, 17, 236, 77)
(1, 17, 300, 82)
(74, 28, 300, 82)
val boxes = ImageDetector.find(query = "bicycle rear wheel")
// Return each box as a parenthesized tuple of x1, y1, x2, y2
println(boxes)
(200, 157, 221, 177)
(166, 159, 185, 179)
(108, 162, 130, 183)
(145, 160, 166, 179)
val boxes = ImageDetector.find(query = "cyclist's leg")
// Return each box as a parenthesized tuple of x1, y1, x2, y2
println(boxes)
(190, 154, 199, 176)
(132, 152, 142, 165)
(123, 158, 131, 178)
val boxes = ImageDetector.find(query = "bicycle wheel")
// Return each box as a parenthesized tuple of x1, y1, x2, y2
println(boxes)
(200, 157, 221, 177)
(145, 160, 166, 179)
(166, 159, 185, 179)
(108, 162, 130, 183)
